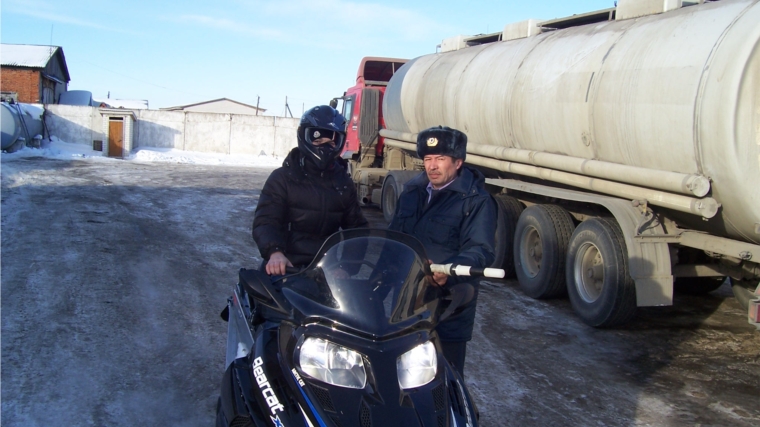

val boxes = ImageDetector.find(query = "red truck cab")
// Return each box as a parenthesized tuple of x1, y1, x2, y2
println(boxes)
(336, 57, 407, 165)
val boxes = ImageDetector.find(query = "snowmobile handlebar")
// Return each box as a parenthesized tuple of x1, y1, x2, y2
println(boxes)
(430, 263, 505, 279)
(283, 264, 506, 279)
(284, 266, 303, 275)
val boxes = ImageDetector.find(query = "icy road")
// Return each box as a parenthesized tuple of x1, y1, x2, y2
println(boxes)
(2, 152, 759, 426)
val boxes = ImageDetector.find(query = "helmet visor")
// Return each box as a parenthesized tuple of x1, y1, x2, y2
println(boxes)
(303, 127, 346, 151)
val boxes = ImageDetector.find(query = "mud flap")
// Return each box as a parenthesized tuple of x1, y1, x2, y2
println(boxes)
(749, 285, 760, 330)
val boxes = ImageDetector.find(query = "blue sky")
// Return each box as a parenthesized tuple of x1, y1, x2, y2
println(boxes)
(2, 0, 613, 115)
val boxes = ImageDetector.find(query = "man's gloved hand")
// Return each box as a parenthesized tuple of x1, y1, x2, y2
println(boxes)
(266, 251, 293, 276)
(428, 260, 448, 286)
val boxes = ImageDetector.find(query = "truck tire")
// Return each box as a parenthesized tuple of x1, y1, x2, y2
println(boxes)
(674, 277, 726, 295)
(514, 204, 575, 298)
(493, 195, 524, 276)
(565, 217, 637, 328)
(381, 175, 401, 224)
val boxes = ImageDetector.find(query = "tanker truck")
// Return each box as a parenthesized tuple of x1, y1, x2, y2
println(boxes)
(331, 0, 760, 328)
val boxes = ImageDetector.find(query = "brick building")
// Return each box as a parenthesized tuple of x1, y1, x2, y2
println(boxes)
(1, 44, 70, 104)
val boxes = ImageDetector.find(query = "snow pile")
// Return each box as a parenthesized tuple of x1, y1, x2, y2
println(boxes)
(132, 147, 282, 167)
(1, 136, 284, 168)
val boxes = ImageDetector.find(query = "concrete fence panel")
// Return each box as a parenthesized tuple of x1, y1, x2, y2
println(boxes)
(45, 104, 102, 147)
(184, 112, 232, 154)
(273, 117, 299, 158)
(230, 114, 277, 156)
(136, 109, 185, 149)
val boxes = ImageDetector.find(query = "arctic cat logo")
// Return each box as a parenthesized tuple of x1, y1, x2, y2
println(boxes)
(253, 357, 285, 415)
(291, 368, 306, 386)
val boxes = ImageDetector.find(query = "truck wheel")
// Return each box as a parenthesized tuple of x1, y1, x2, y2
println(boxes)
(493, 195, 524, 276)
(566, 218, 637, 328)
(514, 204, 575, 298)
(381, 175, 400, 224)
(674, 277, 726, 295)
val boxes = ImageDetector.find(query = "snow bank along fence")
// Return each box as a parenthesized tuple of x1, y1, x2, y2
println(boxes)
(43, 104, 299, 158)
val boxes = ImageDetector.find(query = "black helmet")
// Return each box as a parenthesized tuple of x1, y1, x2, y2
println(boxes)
(297, 105, 347, 170)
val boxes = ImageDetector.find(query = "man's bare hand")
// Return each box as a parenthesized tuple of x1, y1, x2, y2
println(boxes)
(266, 251, 293, 276)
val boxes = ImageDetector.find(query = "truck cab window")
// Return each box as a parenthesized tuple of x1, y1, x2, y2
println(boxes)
(342, 97, 354, 122)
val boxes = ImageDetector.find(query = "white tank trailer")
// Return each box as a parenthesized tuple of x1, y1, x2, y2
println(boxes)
(367, 0, 760, 328)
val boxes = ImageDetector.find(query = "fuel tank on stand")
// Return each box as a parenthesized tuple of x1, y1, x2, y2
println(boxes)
(383, 0, 760, 244)
(1, 102, 45, 150)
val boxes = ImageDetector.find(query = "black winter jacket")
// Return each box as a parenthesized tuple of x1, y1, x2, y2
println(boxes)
(252, 148, 368, 267)
(389, 167, 496, 341)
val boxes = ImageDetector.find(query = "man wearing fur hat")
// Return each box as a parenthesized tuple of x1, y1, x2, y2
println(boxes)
(388, 125, 496, 379)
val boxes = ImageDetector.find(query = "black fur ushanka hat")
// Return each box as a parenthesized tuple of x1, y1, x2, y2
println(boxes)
(416, 126, 467, 160)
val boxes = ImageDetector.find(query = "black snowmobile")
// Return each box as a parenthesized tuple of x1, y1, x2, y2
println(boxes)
(216, 228, 504, 427)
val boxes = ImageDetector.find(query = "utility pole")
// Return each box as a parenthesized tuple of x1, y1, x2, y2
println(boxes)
(284, 96, 293, 118)
(256, 96, 260, 116)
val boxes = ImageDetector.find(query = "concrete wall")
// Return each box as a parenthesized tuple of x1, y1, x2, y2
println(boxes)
(135, 109, 185, 150)
(44, 105, 299, 158)
(231, 114, 276, 156)
(45, 104, 104, 147)
(184, 112, 232, 154)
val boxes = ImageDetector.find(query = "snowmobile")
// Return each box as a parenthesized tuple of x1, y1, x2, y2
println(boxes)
(216, 228, 504, 427)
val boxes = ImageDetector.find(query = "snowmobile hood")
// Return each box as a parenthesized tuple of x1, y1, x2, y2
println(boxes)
(278, 229, 442, 338)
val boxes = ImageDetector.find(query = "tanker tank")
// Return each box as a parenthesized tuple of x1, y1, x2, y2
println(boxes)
(382, 0, 760, 245)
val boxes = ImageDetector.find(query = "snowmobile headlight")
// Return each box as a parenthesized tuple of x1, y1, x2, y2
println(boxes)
(397, 341, 437, 389)
(299, 337, 367, 389)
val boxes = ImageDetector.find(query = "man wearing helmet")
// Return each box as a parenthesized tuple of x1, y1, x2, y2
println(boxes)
(389, 125, 496, 379)
(252, 105, 368, 275)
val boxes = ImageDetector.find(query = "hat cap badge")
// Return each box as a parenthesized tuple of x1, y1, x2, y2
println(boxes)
(426, 137, 438, 147)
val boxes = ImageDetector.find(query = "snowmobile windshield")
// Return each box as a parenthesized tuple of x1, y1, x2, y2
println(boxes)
(282, 229, 441, 337)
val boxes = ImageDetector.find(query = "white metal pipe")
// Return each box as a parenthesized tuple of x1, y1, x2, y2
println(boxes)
(380, 129, 711, 197)
(383, 138, 720, 218)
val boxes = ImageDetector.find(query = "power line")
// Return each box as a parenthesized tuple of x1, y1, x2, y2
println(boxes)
(75, 58, 211, 99)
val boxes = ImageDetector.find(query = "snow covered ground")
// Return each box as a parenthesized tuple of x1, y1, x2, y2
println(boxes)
(2, 139, 759, 427)
(2, 136, 285, 168)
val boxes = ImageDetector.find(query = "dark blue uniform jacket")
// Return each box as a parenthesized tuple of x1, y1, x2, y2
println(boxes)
(389, 166, 496, 341)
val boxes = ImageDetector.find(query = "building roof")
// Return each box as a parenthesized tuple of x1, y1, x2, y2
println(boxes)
(1, 44, 70, 81)
(93, 98, 149, 110)
(161, 97, 266, 112)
